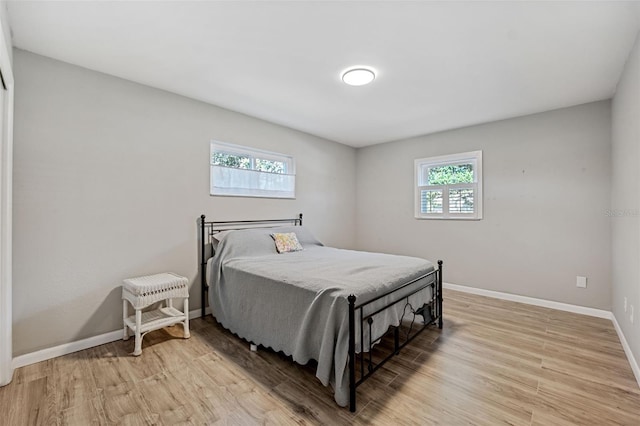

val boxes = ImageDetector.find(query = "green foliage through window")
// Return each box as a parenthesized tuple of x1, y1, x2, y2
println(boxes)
(212, 152, 285, 174)
(427, 164, 473, 185)
(255, 158, 285, 173)
(212, 152, 250, 169)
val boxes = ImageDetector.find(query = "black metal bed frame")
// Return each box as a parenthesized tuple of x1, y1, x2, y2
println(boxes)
(199, 214, 443, 412)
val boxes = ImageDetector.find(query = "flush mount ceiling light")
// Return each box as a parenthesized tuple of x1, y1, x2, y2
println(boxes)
(341, 67, 376, 86)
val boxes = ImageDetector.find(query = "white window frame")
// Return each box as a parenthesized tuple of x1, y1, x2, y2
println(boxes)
(414, 150, 483, 220)
(0, 21, 13, 387)
(210, 141, 296, 198)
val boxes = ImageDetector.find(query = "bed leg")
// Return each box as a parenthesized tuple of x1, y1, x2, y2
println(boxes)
(348, 294, 356, 413)
(394, 327, 400, 355)
(437, 260, 443, 330)
(201, 214, 207, 319)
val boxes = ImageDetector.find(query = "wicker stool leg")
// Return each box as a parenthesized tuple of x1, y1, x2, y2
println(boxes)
(133, 309, 143, 356)
(123, 300, 129, 341)
(183, 298, 190, 339)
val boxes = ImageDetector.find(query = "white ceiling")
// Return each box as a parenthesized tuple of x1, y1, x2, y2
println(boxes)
(7, 1, 640, 147)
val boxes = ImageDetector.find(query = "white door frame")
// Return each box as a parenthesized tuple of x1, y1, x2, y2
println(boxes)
(0, 16, 13, 387)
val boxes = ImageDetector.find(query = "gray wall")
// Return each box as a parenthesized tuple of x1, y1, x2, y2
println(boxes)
(612, 31, 640, 369)
(356, 101, 612, 310)
(12, 49, 357, 356)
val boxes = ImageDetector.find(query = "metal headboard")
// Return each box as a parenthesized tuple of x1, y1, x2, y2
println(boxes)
(199, 213, 303, 317)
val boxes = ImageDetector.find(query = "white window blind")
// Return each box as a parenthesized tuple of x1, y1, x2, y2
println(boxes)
(414, 151, 483, 220)
(210, 141, 295, 198)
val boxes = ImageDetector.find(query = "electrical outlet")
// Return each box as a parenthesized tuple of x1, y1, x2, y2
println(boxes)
(631, 305, 635, 324)
(624, 297, 628, 312)
(576, 276, 587, 288)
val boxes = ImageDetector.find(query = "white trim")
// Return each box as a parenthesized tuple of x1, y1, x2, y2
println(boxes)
(414, 150, 483, 220)
(0, 7, 14, 387)
(211, 141, 295, 171)
(12, 330, 124, 370)
(443, 282, 611, 318)
(188, 307, 212, 320)
(210, 140, 296, 199)
(416, 150, 481, 166)
(611, 314, 640, 388)
(12, 307, 212, 370)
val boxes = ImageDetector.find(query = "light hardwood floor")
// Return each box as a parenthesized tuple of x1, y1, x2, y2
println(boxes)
(1, 289, 639, 425)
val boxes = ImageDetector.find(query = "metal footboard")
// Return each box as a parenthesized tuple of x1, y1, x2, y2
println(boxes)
(347, 260, 443, 412)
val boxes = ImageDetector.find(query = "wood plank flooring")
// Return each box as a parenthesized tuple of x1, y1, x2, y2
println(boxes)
(1, 289, 639, 425)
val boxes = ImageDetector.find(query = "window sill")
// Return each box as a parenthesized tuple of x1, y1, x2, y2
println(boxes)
(414, 215, 482, 221)
(210, 193, 296, 200)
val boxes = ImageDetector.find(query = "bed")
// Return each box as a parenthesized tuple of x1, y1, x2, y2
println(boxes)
(200, 214, 442, 411)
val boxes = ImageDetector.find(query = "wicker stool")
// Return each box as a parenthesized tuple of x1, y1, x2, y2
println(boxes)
(122, 272, 190, 356)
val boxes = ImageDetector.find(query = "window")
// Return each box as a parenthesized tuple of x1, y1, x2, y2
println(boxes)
(210, 141, 295, 198)
(415, 151, 482, 219)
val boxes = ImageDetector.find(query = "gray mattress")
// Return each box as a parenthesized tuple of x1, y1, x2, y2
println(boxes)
(207, 226, 435, 407)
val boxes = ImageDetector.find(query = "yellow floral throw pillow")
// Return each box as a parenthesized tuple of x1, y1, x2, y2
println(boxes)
(271, 232, 303, 253)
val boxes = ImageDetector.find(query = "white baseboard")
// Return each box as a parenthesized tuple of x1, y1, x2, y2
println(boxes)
(12, 329, 123, 369)
(611, 314, 640, 388)
(443, 282, 611, 319)
(12, 307, 212, 370)
(189, 307, 212, 320)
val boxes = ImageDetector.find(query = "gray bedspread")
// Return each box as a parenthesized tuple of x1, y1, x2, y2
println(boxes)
(208, 226, 435, 407)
